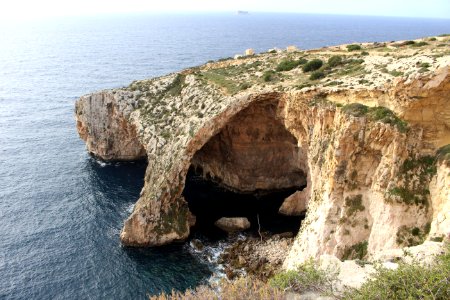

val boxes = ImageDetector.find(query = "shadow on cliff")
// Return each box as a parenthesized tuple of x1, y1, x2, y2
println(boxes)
(183, 167, 306, 240)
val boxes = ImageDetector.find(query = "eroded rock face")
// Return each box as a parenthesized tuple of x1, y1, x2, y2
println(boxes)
(75, 38, 450, 269)
(75, 91, 146, 160)
(191, 100, 307, 192)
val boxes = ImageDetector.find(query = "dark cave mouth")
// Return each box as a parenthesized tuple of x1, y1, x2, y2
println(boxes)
(182, 167, 306, 239)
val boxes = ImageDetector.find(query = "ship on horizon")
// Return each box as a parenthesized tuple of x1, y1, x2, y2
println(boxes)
(236, 10, 249, 15)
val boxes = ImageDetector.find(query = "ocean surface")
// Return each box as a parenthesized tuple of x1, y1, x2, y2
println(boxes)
(0, 12, 449, 299)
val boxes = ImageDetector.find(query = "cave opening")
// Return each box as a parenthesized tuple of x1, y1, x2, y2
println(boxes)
(183, 167, 306, 239)
(182, 100, 309, 239)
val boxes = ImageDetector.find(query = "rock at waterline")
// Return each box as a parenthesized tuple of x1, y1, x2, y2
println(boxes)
(214, 217, 251, 232)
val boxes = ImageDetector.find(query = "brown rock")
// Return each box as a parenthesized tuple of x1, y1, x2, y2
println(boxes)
(215, 217, 251, 233)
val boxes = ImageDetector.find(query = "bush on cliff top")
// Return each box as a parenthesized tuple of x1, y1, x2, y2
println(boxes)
(302, 59, 323, 72)
(347, 44, 362, 51)
(275, 58, 307, 72)
(342, 243, 450, 300)
(342, 104, 408, 133)
(269, 259, 337, 295)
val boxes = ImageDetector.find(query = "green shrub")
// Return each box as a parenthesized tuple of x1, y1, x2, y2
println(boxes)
(262, 70, 276, 82)
(361, 51, 369, 56)
(436, 144, 450, 166)
(276, 58, 307, 72)
(347, 44, 362, 51)
(342, 244, 450, 300)
(411, 41, 429, 47)
(310, 71, 325, 80)
(389, 69, 404, 77)
(302, 59, 323, 72)
(269, 260, 336, 294)
(238, 82, 251, 90)
(429, 37, 437, 41)
(367, 106, 408, 132)
(345, 194, 365, 217)
(327, 55, 343, 67)
(420, 62, 431, 68)
(404, 40, 416, 45)
(342, 103, 369, 117)
(342, 241, 368, 260)
(341, 105, 407, 132)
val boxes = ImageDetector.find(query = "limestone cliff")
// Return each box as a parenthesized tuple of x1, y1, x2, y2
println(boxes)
(75, 36, 450, 267)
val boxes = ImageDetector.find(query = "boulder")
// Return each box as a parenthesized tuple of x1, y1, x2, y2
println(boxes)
(279, 190, 308, 216)
(215, 217, 251, 232)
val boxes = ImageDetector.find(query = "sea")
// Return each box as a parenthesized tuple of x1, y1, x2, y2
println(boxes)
(0, 12, 449, 299)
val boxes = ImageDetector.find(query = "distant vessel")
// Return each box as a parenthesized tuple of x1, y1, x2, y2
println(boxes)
(236, 10, 249, 15)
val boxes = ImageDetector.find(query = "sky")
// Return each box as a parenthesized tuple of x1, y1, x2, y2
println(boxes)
(0, 0, 449, 21)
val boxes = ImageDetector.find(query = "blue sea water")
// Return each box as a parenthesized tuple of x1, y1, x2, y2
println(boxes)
(0, 12, 449, 299)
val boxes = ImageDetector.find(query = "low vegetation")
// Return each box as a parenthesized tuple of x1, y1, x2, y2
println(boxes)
(343, 243, 450, 300)
(327, 55, 343, 67)
(310, 70, 325, 80)
(262, 70, 276, 82)
(347, 44, 362, 51)
(150, 244, 450, 299)
(342, 241, 368, 260)
(342, 104, 408, 132)
(275, 58, 307, 71)
(269, 259, 337, 295)
(436, 144, 450, 166)
(302, 59, 323, 72)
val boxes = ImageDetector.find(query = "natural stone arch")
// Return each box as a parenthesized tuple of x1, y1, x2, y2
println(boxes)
(120, 92, 311, 246)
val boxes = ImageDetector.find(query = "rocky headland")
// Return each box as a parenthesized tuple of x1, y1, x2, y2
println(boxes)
(75, 36, 450, 286)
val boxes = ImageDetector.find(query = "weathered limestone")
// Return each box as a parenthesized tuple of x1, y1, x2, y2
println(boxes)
(215, 217, 251, 232)
(75, 91, 146, 160)
(75, 37, 450, 269)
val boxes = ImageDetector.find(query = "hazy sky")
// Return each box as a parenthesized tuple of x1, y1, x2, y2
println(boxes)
(1, 0, 449, 20)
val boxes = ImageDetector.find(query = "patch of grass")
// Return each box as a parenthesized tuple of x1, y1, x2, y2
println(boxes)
(310, 70, 325, 80)
(347, 44, 362, 51)
(302, 59, 323, 72)
(438, 33, 450, 37)
(344, 194, 365, 217)
(202, 70, 241, 94)
(342, 241, 368, 260)
(343, 243, 450, 300)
